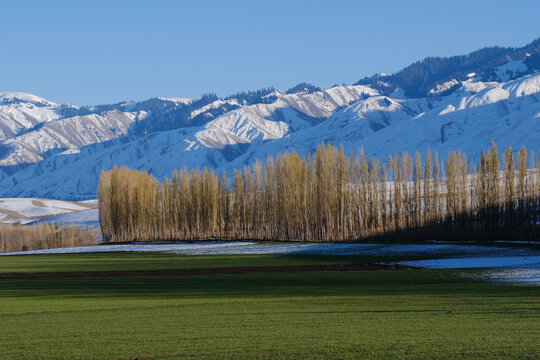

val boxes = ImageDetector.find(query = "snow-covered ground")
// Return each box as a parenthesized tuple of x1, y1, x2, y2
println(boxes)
(38, 208, 99, 228)
(0, 241, 512, 256)
(396, 256, 540, 270)
(0, 198, 97, 225)
(396, 256, 540, 285)
(478, 269, 540, 286)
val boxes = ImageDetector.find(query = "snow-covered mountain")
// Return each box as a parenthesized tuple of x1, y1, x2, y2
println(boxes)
(0, 85, 377, 198)
(0, 92, 65, 140)
(1, 39, 539, 200)
(229, 73, 540, 169)
(356, 38, 540, 98)
(0, 110, 135, 173)
(0, 93, 241, 175)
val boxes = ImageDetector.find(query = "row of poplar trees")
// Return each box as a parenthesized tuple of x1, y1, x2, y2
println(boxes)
(98, 143, 539, 242)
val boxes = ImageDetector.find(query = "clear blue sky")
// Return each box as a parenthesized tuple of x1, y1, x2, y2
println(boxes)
(2, 0, 539, 106)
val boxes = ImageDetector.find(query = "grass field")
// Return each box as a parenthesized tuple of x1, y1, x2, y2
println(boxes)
(0, 252, 539, 359)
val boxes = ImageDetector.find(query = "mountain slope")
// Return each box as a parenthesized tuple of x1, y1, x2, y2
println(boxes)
(0, 110, 136, 173)
(0, 92, 65, 140)
(0, 94, 246, 175)
(230, 73, 540, 169)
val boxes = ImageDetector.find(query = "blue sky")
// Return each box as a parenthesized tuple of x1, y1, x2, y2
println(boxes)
(2, 0, 539, 105)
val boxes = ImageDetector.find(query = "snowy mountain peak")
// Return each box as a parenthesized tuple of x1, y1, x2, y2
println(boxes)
(0, 92, 65, 141)
(0, 92, 57, 106)
(156, 97, 194, 104)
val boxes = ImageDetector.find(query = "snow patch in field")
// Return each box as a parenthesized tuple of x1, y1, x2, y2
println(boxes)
(393, 254, 540, 285)
(0, 241, 523, 257)
(39, 208, 99, 228)
(397, 256, 540, 269)
(480, 269, 540, 286)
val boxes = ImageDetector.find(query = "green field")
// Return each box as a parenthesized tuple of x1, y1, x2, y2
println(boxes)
(0, 252, 539, 360)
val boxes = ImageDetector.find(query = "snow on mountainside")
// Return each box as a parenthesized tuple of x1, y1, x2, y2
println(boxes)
(156, 97, 193, 104)
(0, 110, 135, 172)
(229, 73, 540, 169)
(0, 197, 96, 224)
(0, 71, 539, 200)
(0, 92, 65, 140)
(0, 92, 56, 105)
(492, 60, 528, 82)
(0, 94, 221, 176)
(0, 85, 377, 199)
(356, 37, 540, 98)
(0, 92, 139, 175)
(195, 86, 377, 150)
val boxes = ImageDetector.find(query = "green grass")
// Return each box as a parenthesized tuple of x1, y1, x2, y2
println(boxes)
(0, 243, 499, 274)
(0, 252, 369, 273)
(0, 253, 538, 359)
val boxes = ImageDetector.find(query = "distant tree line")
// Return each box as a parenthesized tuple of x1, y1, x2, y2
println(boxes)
(0, 223, 97, 253)
(286, 83, 321, 95)
(356, 37, 540, 98)
(225, 88, 277, 105)
(131, 94, 226, 135)
(98, 143, 539, 242)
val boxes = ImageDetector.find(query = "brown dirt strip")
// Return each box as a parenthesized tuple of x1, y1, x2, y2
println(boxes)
(0, 207, 25, 222)
(0, 263, 414, 279)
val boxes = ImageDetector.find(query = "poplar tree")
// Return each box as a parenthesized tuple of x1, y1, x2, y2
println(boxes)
(98, 142, 538, 243)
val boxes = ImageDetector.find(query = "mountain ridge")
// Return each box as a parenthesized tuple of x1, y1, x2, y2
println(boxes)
(356, 37, 540, 98)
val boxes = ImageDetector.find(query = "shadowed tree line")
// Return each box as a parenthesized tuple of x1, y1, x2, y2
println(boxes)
(98, 143, 539, 242)
(0, 223, 98, 253)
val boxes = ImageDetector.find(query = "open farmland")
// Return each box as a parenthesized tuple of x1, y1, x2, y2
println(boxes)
(0, 251, 538, 360)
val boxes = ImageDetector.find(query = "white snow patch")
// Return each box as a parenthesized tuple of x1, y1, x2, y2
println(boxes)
(157, 97, 193, 104)
(429, 79, 459, 95)
(397, 256, 540, 269)
(479, 269, 540, 286)
(39, 208, 99, 229)
(0, 242, 521, 257)
(0, 92, 57, 106)
(0, 198, 95, 224)
(494, 60, 527, 82)
(462, 79, 499, 93)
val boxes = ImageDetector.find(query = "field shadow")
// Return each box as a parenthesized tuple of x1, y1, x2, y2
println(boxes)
(1, 269, 538, 300)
